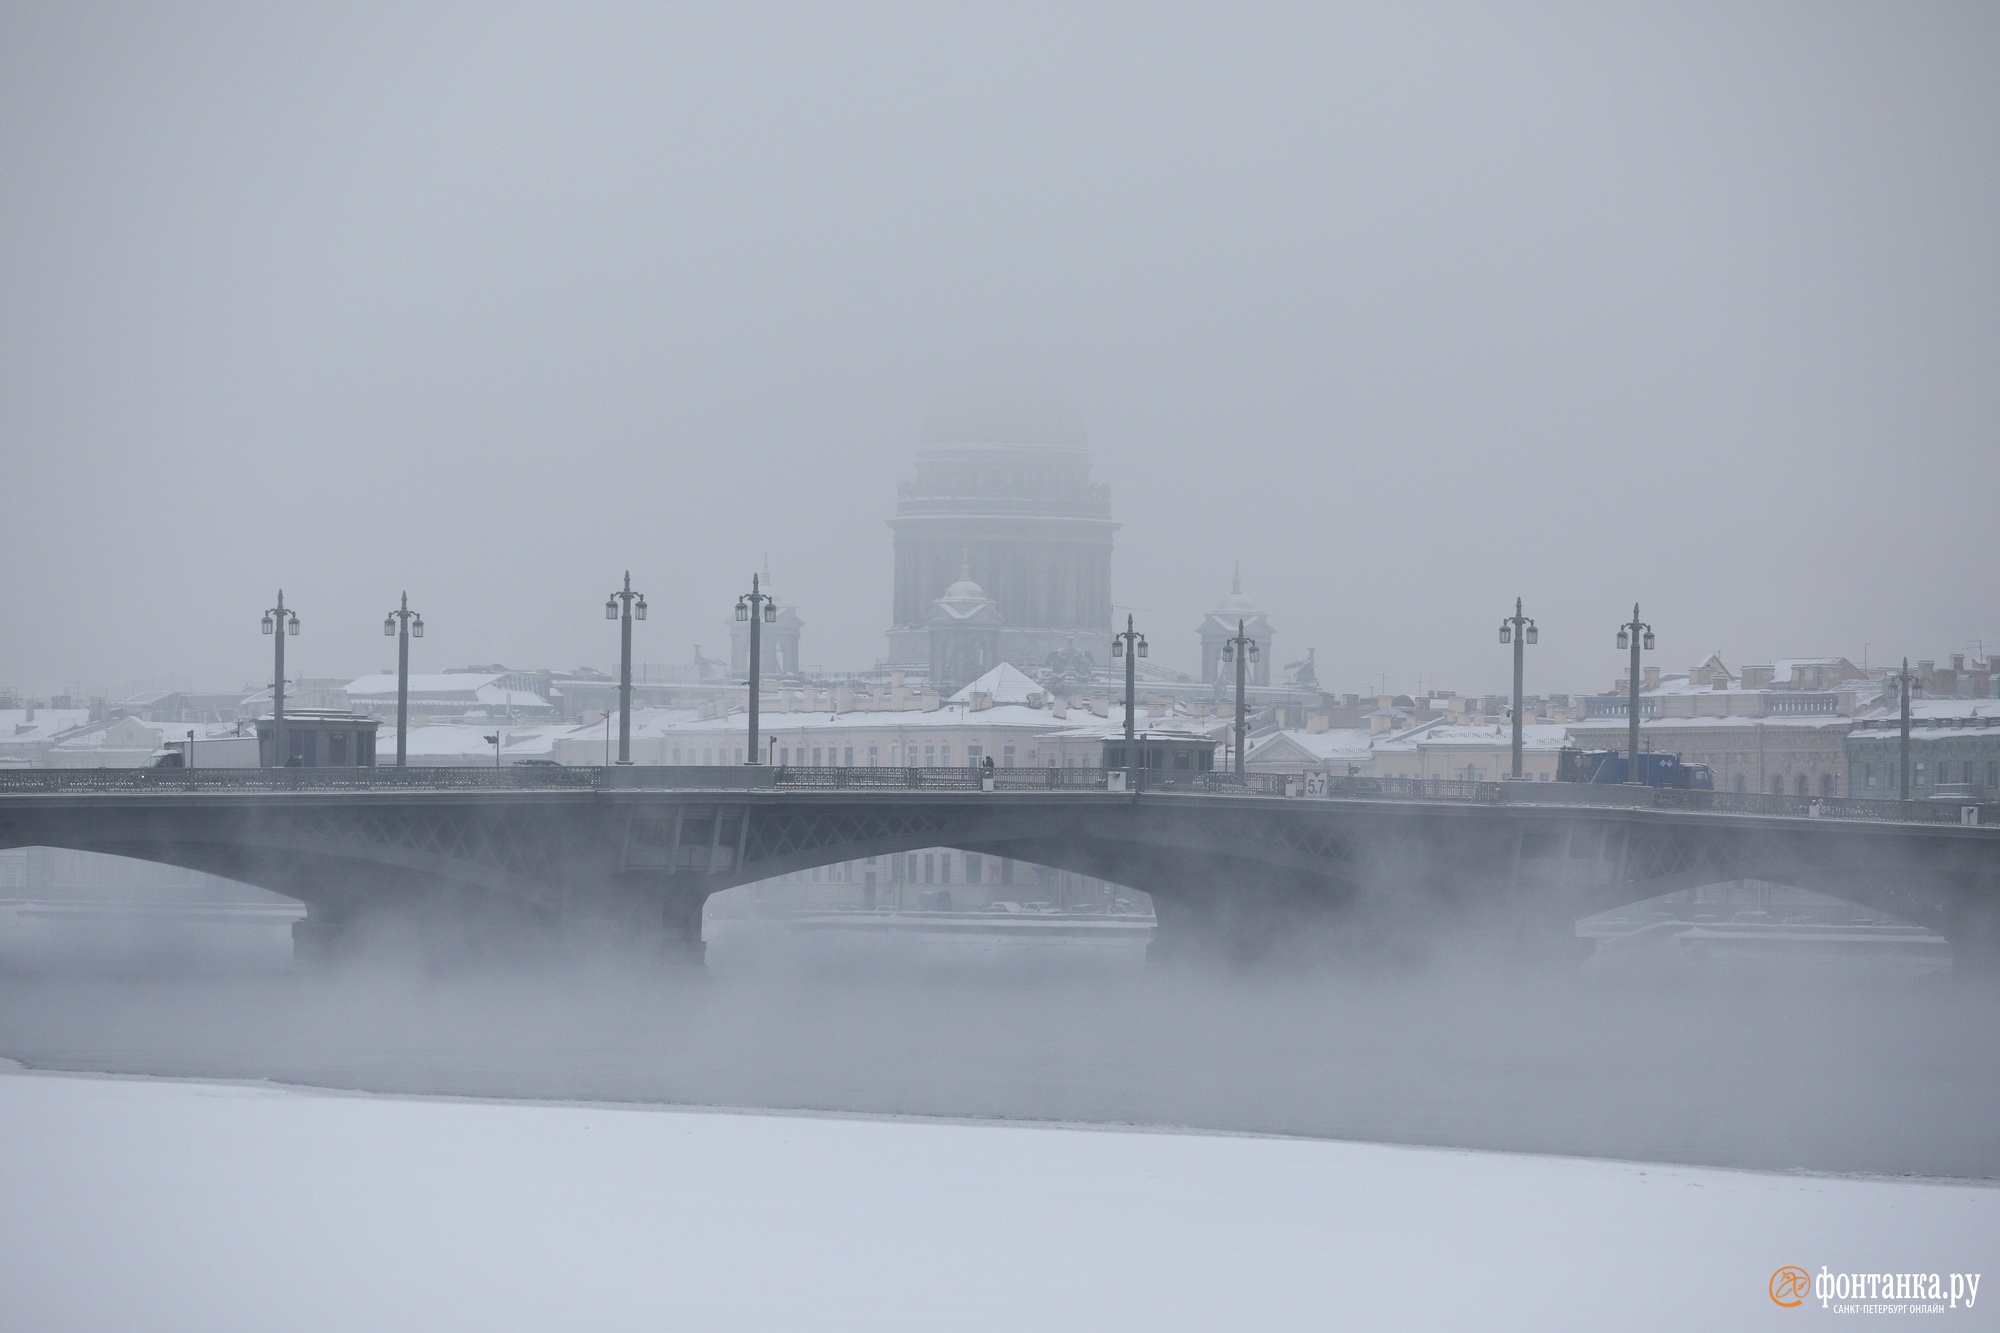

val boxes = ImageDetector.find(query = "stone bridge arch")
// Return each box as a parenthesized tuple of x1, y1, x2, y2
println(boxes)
(3, 784, 1995, 969)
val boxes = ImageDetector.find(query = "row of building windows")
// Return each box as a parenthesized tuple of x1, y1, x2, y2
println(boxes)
(670, 742, 1033, 768)
(1860, 760, 1999, 790)
(1727, 773, 1840, 797)
(668, 746, 746, 765)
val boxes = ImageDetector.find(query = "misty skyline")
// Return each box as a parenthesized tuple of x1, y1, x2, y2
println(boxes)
(4, 4, 1996, 699)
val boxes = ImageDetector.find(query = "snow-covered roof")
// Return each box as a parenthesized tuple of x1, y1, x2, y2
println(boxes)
(580, 702, 1077, 736)
(947, 663, 1045, 706)
(1570, 714, 1853, 732)
(1045, 705, 1231, 742)
(344, 673, 504, 697)
(1247, 728, 1375, 763)
(0, 709, 94, 743)
(343, 673, 552, 714)
(1631, 672, 1859, 699)
(1771, 658, 1853, 676)
(1410, 724, 1571, 752)
(1850, 698, 2000, 728)
(391, 723, 571, 760)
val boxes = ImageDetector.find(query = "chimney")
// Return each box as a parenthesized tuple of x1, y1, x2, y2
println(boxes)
(1952, 654, 1965, 673)
(1643, 666, 1661, 691)
(1306, 715, 1329, 734)
(1369, 713, 1393, 735)
(1740, 665, 1774, 690)
(1051, 701, 1068, 719)
(968, 692, 993, 712)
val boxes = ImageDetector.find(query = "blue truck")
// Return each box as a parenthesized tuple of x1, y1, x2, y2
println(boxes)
(1557, 748, 1714, 789)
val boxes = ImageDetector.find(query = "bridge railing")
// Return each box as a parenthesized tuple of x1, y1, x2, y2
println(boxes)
(0, 765, 610, 793)
(1646, 787, 1986, 826)
(0, 764, 1989, 827)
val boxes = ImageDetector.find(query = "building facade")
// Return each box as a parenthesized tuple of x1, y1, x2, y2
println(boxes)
(1845, 699, 2000, 801)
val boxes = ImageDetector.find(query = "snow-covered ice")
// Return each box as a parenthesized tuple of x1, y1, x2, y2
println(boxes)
(1, 1061, 1992, 1331)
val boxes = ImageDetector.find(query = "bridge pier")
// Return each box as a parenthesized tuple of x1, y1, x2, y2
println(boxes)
(291, 909, 355, 965)
(1942, 889, 2000, 982)
(658, 889, 707, 967)
(559, 881, 710, 967)
(1144, 880, 1366, 970)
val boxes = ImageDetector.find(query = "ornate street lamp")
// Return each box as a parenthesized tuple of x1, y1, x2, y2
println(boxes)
(1498, 597, 1538, 779)
(1221, 618, 1259, 777)
(1615, 604, 1655, 785)
(1893, 656, 1918, 801)
(736, 573, 777, 764)
(1111, 615, 1148, 784)
(261, 592, 299, 767)
(605, 571, 647, 765)
(382, 592, 425, 767)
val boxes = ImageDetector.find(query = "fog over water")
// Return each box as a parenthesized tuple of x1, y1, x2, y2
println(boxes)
(4, 924, 1996, 1180)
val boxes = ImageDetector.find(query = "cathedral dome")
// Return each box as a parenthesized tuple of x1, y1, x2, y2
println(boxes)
(919, 387, 1087, 449)
(1217, 567, 1260, 614)
(937, 557, 990, 605)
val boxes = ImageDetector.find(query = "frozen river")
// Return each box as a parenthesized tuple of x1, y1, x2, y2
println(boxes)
(2, 1060, 1992, 1331)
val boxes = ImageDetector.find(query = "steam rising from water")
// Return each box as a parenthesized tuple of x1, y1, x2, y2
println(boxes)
(2, 922, 1994, 1179)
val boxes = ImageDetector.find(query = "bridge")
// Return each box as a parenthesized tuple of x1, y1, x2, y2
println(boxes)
(1, 767, 1996, 968)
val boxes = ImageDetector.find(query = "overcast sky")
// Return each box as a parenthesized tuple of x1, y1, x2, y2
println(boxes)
(3, 3, 1995, 701)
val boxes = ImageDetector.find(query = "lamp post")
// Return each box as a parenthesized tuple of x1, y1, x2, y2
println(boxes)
(1895, 656, 1917, 801)
(604, 571, 647, 765)
(1221, 618, 1259, 777)
(260, 592, 299, 767)
(736, 573, 777, 763)
(1614, 604, 1655, 785)
(1111, 614, 1148, 781)
(381, 592, 425, 767)
(1498, 597, 1539, 779)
